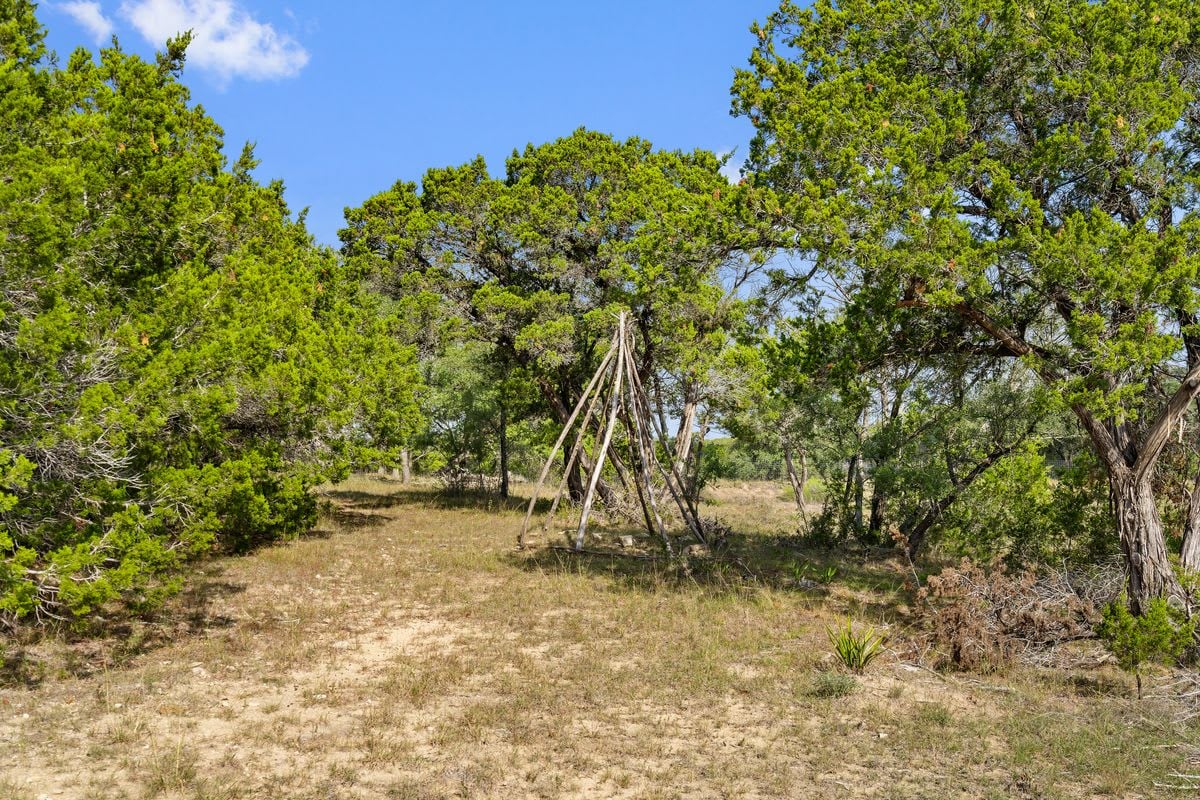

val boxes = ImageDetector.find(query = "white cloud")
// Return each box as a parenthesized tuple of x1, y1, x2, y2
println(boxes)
(119, 0, 309, 82)
(717, 149, 743, 184)
(60, 1, 116, 44)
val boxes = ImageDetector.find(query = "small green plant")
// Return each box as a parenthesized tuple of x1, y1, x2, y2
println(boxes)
(1097, 595, 1195, 699)
(809, 670, 858, 698)
(788, 562, 837, 585)
(827, 619, 885, 674)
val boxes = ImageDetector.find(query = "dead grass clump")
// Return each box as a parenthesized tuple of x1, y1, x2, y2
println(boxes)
(912, 559, 1104, 672)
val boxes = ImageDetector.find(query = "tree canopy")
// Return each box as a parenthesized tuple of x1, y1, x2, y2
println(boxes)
(733, 0, 1200, 609)
(0, 2, 421, 625)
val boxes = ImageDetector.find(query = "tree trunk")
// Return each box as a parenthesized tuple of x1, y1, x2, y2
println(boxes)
(1111, 472, 1180, 614)
(868, 490, 886, 542)
(842, 453, 858, 530)
(566, 446, 584, 502)
(498, 402, 509, 499)
(674, 397, 697, 466)
(401, 448, 411, 484)
(783, 446, 807, 511)
(853, 457, 865, 531)
(1183, 468, 1200, 572)
(954, 301, 1196, 610)
(688, 412, 709, 504)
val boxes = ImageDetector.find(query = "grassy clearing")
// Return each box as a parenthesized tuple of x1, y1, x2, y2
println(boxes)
(1, 476, 1197, 798)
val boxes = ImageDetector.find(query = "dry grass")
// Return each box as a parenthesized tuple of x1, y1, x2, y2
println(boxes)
(0, 476, 1197, 798)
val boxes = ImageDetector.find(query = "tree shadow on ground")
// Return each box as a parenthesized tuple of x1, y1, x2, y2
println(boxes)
(507, 529, 914, 611)
(323, 485, 554, 515)
(0, 571, 247, 688)
(1059, 672, 1130, 698)
(321, 504, 395, 530)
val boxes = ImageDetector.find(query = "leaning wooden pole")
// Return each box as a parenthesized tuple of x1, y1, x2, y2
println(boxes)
(519, 329, 620, 548)
(542, 357, 624, 535)
(541, 375, 610, 535)
(574, 316, 627, 550)
(621, 346, 674, 555)
(621, 342, 706, 544)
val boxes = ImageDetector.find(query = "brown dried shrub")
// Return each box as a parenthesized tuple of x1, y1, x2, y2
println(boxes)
(912, 559, 1114, 672)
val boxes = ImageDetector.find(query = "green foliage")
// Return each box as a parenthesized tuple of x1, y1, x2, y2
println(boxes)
(699, 438, 783, 482)
(0, 7, 421, 626)
(826, 619, 885, 674)
(1098, 596, 1195, 697)
(341, 128, 774, 501)
(936, 446, 1115, 565)
(735, 0, 1200, 599)
(415, 342, 543, 488)
(790, 561, 837, 585)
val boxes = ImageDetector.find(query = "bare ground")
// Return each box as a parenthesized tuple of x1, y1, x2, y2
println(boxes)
(0, 476, 1197, 799)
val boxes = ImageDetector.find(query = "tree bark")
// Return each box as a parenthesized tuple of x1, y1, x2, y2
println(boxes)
(868, 490, 886, 542)
(1182, 466, 1200, 572)
(401, 448, 411, 484)
(566, 446, 585, 502)
(674, 395, 697, 466)
(688, 412, 709, 504)
(1110, 471, 1179, 614)
(852, 457, 865, 531)
(498, 401, 509, 499)
(842, 453, 858, 527)
(783, 446, 807, 511)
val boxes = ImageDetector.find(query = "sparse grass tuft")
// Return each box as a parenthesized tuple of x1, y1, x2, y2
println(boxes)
(809, 670, 858, 698)
(914, 702, 952, 727)
(144, 740, 200, 793)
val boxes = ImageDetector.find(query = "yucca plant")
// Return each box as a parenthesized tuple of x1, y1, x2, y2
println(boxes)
(827, 619, 885, 674)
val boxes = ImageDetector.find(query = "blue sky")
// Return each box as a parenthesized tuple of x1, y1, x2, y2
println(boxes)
(41, 1, 778, 246)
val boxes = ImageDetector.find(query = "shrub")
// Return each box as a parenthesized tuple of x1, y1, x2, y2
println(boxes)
(934, 448, 1115, 566)
(827, 619, 885, 674)
(1098, 596, 1196, 699)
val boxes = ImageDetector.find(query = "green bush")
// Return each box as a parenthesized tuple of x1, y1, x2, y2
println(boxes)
(934, 447, 1115, 566)
(1098, 596, 1196, 699)
(699, 438, 783, 483)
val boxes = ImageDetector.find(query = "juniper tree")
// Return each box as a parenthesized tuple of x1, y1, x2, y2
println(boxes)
(734, 0, 1200, 610)
(341, 129, 773, 500)
(0, 3, 421, 625)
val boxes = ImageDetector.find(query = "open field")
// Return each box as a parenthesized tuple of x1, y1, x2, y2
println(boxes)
(1, 477, 1198, 799)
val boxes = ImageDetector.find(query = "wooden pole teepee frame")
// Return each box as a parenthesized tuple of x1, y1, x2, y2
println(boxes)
(519, 313, 706, 553)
